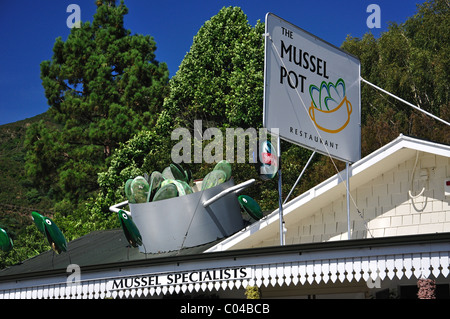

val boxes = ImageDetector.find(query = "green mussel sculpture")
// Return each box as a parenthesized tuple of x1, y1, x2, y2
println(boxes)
(213, 160, 232, 181)
(147, 171, 164, 201)
(161, 179, 193, 196)
(238, 195, 263, 221)
(201, 169, 227, 191)
(117, 210, 142, 247)
(0, 228, 13, 252)
(32, 211, 67, 254)
(130, 176, 150, 204)
(152, 183, 178, 201)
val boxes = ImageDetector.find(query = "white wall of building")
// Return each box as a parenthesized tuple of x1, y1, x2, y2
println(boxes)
(249, 151, 450, 248)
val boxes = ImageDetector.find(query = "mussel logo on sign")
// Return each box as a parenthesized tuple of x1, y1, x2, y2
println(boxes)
(308, 78, 352, 134)
(263, 13, 361, 163)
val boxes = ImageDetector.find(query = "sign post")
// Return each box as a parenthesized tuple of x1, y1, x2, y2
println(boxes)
(263, 13, 361, 243)
(277, 134, 284, 245)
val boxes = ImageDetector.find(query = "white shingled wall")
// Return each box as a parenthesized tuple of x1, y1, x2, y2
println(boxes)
(257, 152, 450, 247)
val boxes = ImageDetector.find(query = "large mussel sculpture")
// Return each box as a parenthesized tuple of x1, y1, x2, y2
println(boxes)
(201, 160, 232, 191)
(124, 160, 233, 204)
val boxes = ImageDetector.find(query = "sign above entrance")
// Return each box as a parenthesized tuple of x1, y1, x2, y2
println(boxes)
(263, 13, 361, 163)
(106, 267, 251, 295)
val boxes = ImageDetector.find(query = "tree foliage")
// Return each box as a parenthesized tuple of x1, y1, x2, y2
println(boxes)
(341, 0, 449, 155)
(94, 1, 450, 220)
(91, 6, 278, 213)
(162, 6, 265, 130)
(24, 0, 169, 202)
(93, 128, 172, 214)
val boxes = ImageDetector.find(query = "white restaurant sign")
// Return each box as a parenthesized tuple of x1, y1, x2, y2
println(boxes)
(263, 13, 361, 163)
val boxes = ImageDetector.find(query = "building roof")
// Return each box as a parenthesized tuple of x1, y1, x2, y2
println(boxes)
(0, 228, 218, 282)
(206, 134, 450, 252)
(1, 134, 448, 286)
(1, 231, 449, 299)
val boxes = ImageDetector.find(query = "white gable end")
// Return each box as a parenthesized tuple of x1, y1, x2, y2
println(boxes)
(207, 135, 450, 252)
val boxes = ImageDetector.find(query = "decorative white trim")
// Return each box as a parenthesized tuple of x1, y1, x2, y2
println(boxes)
(1, 245, 449, 299)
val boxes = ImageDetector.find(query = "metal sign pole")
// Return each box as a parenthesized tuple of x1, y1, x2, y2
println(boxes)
(277, 135, 285, 246)
(346, 162, 351, 240)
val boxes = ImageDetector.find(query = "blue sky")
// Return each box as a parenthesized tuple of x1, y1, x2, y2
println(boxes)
(0, 0, 423, 125)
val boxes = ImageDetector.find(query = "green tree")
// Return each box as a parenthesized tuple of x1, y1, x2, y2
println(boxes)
(25, 0, 169, 203)
(341, 0, 449, 155)
(160, 6, 297, 209)
(403, 0, 449, 115)
(161, 6, 265, 131)
(0, 224, 49, 270)
(93, 128, 172, 216)
(93, 7, 314, 215)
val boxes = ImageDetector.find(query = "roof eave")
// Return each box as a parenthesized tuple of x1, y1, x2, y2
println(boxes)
(206, 135, 450, 252)
(1, 232, 450, 284)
